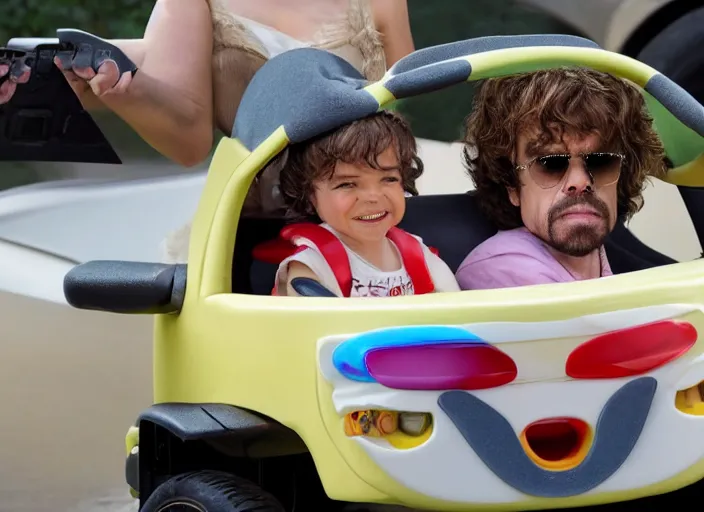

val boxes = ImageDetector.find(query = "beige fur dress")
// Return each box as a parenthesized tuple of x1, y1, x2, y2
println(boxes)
(161, 0, 387, 263)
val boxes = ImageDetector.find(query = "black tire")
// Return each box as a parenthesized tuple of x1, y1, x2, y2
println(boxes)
(637, 6, 704, 104)
(140, 470, 286, 512)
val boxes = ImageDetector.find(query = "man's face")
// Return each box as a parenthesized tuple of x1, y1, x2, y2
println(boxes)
(509, 126, 620, 257)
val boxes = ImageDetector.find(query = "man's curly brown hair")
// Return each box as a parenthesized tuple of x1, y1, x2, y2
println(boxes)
(279, 110, 424, 221)
(462, 67, 669, 230)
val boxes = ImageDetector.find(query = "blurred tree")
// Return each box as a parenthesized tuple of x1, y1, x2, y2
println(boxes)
(0, 0, 151, 42)
(398, 0, 583, 142)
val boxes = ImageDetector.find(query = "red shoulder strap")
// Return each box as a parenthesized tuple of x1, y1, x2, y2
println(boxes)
(386, 227, 435, 295)
(254, 223, 437, 297)
(280, 223, 353, 297)
(252, 237, 298, 265)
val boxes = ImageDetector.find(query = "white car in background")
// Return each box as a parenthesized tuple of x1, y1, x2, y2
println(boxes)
(519, 0, 704, 103)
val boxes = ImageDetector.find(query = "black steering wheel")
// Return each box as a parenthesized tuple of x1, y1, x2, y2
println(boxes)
(290, 277, 337, 297)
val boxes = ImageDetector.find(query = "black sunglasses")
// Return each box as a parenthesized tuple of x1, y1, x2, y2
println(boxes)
(515, 152, 625, 189)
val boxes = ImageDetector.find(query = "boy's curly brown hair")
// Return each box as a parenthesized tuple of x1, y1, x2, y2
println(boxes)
(462, 67, 669, 230)
(278, 110, 424, 221)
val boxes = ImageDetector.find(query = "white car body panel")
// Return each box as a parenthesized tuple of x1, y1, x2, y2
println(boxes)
(0, 172, 205, 304)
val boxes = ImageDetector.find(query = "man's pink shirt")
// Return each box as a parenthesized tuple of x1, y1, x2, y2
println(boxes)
(455, 227, 613, 290)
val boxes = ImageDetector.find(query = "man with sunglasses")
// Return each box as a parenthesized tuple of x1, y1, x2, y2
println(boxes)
(455, 66, 668, 290)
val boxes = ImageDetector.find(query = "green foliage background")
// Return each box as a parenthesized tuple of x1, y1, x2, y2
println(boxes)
(0, 0, 578, 189)
(399, 0, 579, 142)
(0, 0, 578, 144)
(0, 0, 152, 41)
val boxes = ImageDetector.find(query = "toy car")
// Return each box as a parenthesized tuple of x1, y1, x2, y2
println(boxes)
(60, 33, 704, 511)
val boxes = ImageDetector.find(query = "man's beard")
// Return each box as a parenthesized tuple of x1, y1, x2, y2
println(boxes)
(546, 194, 611, 257)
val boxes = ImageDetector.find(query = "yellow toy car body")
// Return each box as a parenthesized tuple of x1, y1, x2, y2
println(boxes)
(65, 34, 704, 511)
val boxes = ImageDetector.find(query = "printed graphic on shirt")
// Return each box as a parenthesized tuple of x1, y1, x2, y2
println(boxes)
(351, 274, 415, 297)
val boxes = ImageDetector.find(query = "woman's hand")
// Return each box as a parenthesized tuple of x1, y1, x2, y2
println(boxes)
(53, 56, 134, 103)
(0, 59, 32, 104)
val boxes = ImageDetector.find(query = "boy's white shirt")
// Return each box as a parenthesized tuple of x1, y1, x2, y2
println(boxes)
(275, 223, 460, 296)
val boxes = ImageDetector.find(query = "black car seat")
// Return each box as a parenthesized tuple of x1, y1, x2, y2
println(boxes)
(396, 192, 678, 275)
(235, 191, 677, 295)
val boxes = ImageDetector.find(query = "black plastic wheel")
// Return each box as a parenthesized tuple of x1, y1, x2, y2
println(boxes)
(637, 6, 704, 104)
(141, 470, 285, 512)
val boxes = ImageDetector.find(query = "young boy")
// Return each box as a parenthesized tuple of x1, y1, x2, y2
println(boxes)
(273, 110, 460, 297)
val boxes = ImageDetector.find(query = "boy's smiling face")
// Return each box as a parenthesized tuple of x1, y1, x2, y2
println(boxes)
(311, 145, 406, 249)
